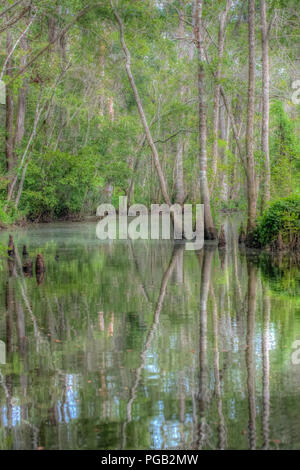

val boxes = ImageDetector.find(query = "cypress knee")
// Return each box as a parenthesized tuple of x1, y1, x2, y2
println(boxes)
(36, 254, 46, 274)
(36, 270, 45, 286)
(22, 245, 29, 257)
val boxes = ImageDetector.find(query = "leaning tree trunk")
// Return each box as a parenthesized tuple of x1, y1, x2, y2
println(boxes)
(260, 0, 271, 211)
(194, 0, 217, 240)
(112, 5, 171, 207)
(246, 0, 257, 236)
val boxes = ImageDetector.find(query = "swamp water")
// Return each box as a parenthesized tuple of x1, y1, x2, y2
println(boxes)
(0, 219, 299, 450)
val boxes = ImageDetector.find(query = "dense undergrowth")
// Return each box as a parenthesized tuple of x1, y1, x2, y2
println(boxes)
(253, 195, 300, 251)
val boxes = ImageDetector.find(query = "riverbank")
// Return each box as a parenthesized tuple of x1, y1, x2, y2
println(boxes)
(1, 195, 300, 253)
(0, 213, 91, 231)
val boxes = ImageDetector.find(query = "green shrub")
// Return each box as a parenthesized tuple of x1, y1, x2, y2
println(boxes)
(20, 149, 99, 220)
(255, 195, 300, 249)
(0, 201, 20, 226)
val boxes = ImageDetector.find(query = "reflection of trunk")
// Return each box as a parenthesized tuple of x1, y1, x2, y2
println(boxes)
(246, 260, 257, 450)
(5, 280, 14, 354)
(198, 247, 215, 448)
(211, 286, 226, 449)
(129, 240, 152, 303)
(194, 1, 217, 240)
(262, 285, 270, 449)
(179, 370, 185, 424)
(13, 246, 46, 348)
(232, 234, 244, 341)
(219, 233, 232, 351)
(122, 245, 183, 449)
(8, 257, 15, 278)
(5, 278, 15, 429)
(16, 301, 26, 355)
(175, 248, 184, 284)
(16, 297, 28, 426)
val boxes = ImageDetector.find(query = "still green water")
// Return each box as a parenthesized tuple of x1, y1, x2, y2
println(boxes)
(0, 220, 299, 450)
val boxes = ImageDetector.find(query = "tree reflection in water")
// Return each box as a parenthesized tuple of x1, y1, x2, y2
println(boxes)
(0, 220, 299, 449)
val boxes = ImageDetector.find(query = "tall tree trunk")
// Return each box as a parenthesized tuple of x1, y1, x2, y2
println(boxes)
(14, 34, 28, 147)
(175, 141, 185, 205)
(107, 96, 114, 122)
(175, 5, 186, 205)
(103, 182, 113, 204)
(211, 0, 232, 192)
(126, 132, 148, 206)
(260, 0, 271, 210)
(219, 104, 230, 203)
(246, 0, 257, 235)
(99, 44, 106, 117)
(5, 31, 14, 194)
(194, 0, 217, 240)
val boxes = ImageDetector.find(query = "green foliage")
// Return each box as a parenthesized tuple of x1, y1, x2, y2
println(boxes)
(0, 200, 20, 226)
(0, 0, 299, 227)
(254, 195, 300, 247)
(96, 118, 137, 190)
(20, 149, 99, 220)
(258, 254, 300, 299)
(270, 101, 300, 198)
